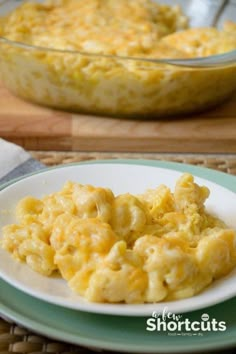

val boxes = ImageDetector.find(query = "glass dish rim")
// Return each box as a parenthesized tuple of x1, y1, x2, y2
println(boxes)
(0, 35, 236, 68)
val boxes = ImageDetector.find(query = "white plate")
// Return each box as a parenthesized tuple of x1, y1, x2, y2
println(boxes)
(0, 160, 236, 316)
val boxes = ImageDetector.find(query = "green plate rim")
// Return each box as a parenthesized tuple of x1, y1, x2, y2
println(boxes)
(0, 159, 236, 353)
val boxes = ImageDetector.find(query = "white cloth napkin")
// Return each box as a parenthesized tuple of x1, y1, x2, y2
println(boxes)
(0, 138, 44, 185)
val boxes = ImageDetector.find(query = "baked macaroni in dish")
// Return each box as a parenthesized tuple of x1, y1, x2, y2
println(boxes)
(0, 0, 189, 56)
(1, 174, 236, 303)
(0, 0, 236, 116)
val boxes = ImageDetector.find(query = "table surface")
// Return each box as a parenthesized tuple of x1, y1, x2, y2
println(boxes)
(0, 151, 236, 354)
(0, 84, 236, 153)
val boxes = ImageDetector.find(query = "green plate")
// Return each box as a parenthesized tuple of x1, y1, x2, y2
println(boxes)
(0, 279, 236, 353)
(0, 160, 236, 353)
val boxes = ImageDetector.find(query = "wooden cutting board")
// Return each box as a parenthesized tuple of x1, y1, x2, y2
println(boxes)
(0, 83, 235, 153)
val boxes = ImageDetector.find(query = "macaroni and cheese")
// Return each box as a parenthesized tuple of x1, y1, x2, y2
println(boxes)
(1, 173, 236, 303)
(0, 0, 236, 116)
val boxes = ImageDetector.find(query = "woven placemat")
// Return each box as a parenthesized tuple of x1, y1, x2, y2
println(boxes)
(30, 152, 236, 175)
(1, 151, 236, 354)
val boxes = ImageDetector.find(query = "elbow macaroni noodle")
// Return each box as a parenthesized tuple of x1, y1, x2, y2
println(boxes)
(1, 173, 236, 304)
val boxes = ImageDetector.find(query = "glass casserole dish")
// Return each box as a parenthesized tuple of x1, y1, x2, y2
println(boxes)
(0, 0, 235, 118)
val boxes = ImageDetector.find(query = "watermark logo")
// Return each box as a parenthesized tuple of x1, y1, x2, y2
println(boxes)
(146, 307, 226, 336)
